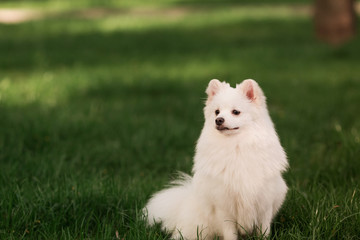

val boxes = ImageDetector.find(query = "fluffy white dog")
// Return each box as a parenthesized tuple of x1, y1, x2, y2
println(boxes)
(145, 79, 288, 239)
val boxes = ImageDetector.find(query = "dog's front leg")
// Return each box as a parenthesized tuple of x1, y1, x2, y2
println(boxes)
(256, 207, 273, 238)
(221, 222, 238, 240)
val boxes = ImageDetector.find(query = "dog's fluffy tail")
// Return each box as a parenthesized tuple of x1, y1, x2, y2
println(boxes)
(144, 172, 192, 232)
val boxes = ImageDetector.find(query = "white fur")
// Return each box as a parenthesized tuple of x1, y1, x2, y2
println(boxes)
(145, 79, 288, 239)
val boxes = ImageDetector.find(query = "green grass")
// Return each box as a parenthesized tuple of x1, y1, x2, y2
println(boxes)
(1, 1, 360, 239)
(0, 0, 312, 9)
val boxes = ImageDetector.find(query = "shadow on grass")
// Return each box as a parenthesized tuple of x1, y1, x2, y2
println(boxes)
(0, 79, 201, 237)
(0, 17, 317, 70)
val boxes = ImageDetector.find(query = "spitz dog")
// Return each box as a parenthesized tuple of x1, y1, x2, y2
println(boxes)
(144, 79, 288, 239)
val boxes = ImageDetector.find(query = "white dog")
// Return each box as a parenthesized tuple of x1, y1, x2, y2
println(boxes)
(145, 79, 288, 239)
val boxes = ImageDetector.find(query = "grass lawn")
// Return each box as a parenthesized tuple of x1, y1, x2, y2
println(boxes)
(0, 1, 359, 239)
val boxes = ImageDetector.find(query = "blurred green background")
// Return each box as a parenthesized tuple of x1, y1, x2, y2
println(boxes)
(0, 0, 359, 239)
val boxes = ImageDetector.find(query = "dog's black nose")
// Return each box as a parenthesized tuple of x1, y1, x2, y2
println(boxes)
(215, 117, 225, 126)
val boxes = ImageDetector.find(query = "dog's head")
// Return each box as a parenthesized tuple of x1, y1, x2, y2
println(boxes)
(204, 79, 267, 135)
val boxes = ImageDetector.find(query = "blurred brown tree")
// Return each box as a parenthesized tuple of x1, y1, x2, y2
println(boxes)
(315, 0, 356, 45)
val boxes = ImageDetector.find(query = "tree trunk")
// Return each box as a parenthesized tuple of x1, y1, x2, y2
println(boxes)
(314, 0, 356, 45)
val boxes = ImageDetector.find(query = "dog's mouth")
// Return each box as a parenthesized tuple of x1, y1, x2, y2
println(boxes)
(216, 126, 239, 131)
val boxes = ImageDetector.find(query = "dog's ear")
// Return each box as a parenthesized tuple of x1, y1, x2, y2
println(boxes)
(237, 79, 266, 105)
(206, 79, 223, 103)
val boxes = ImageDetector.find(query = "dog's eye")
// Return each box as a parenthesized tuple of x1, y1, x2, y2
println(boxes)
(232, 110, 241, 115)
(215, 110, 220, 115)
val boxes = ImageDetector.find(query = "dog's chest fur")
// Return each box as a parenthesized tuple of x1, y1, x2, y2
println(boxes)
(192, 124, 286, 223)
